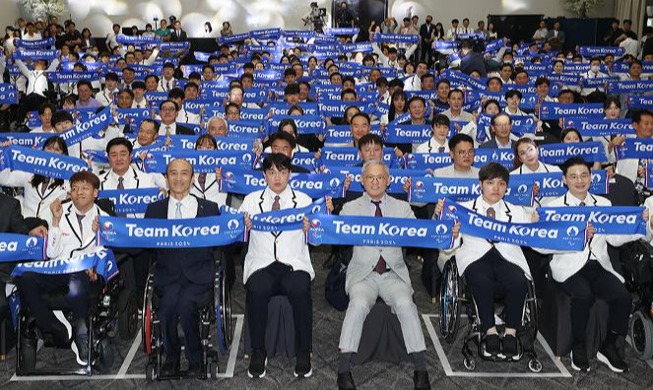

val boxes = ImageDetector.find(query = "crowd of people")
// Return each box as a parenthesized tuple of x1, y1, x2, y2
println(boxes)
(0, 7, 653, 389)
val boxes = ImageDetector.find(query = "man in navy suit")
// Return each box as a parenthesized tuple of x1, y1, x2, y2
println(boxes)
(145, 158, 220, 376)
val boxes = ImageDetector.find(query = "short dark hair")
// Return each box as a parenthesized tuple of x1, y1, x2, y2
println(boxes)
(350, 112, 370, 124)
(479, 162, 509, 184)
(140, 118, 160, 132)
(160, 99, 179, 111)
(195, 134, 217, 150)
(357, 134, 384, 150)
(167, 88, 185, 100)
(535, 76, 550, 87)
(561, 157, 590, 175)
(76, 80, 93, 90)
(633, 110, 653, 124)
(262, 153, 292, 172)
(448, 133, 474, 150)
(52, 111, 74, 126)
(106, 137, 134, 155)
(269, 130, 297, 150)
(131, 80, 146, 90)
(284, 83, 300, 95)
(407, 96, 426, 107)
(505, 89, 522, 100)
(105, 72, 119, 82)
(432, 114, 450, 128)
(70, 171, 100, 190)
(277, 119, 298, 136)
(448, 88, 464, 99)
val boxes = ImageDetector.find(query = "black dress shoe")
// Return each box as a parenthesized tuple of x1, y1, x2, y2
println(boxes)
(161, 360, 180, 376)
(337, 371, 356, 390)
(414, 370, 431, 390)
(483, 334, 501, 357)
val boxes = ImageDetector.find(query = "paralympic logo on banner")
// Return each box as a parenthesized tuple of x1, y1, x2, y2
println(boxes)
(250, 197, 329, 233)
(11, 247, 119, 282)
(538, 206, 646, 235)
(98, 214, 246, 249)
(439, 198, 589, 251)
(403, 149, 515, 171)
(408, 177, 534, 206)
(2, 145, 89, 179)
(307, 214, 455, 249)
(615, 138, 653, 161)
(141, 150, 255, 173)
(510, 171, 608, 197)
(0, 234, 46, 263)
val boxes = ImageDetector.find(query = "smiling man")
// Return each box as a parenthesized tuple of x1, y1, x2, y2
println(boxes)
(239, 153, 313, 379)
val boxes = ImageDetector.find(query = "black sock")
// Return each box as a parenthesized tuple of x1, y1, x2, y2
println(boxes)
(338, 352, 353, 373)
(412, 351, 426, 371)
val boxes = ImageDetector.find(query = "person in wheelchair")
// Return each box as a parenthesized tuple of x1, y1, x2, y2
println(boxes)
(538, 157, 652, 373)
(17, 171, 107, 366)
(336, 160, 431, 390)
(144, 158, 221, 377)
(239, 153, 314, 379)
(436, 162, 534, 361)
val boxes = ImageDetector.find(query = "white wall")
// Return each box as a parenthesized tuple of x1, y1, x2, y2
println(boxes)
(0, 0, 22, 31)
(9, 0, 615, 38)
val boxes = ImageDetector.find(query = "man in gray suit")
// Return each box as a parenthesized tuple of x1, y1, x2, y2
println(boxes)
(336, 160, 430, 390)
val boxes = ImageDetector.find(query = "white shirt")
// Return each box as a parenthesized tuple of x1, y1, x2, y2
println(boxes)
(533, 28, 548, 40)
(415, 137, 449, 154)
(159, 122, 179, 136)
(167, 193, 199, 219)
(16, 58, 59, 97)
(95, 89, 118, 107)
(132, 98, 149, 109)
(403, 74, 422, 91)
(44, 202, 107, 260)
(239, 186, 313, 283)
(619, 37, 641, 58)
(0, 170, 69, 218)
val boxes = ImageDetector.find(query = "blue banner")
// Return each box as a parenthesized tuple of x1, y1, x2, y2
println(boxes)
(268, 115, 325, 136)
(0, 234, 46, 262)
(434, 41, 459, 51)
(228, 120, 265, 137)
(564, 117, 634, 137)
(12, 248, 119, 282)
(627, 96, 653, 110)
(142, 150, 256, 173)
(46, 71, 101, 83)
(615, 138, 653, 161)
(538, 206, 646, 235)
(538, 142, 605, 164)
(307, 214, 455, 249)
(116, 34, 161, 45)
(98, 214, 246, 248)
(0, 84, 18, 104)
(98, 188, 165, 215)
(0, 133, 51, 148)
(510, 171, 608, 197)
(373, 33, 419, 44)
(579, 46, 624, 58)
(608, 80, 653, 95)
(57, 106, 113, 146)
(220, 170, 345, 198)
(403, 149, 515, 170)
(384, 124, 432, 144)
(319, 147, 397, 167)
(14, 37, 55, 48)
(13, 49, 58, 60)
(408, 177, 534, 206)
(440, 199, 589, 251)
(1, 145, 89, 179)
(539, 102, 604, 120)
(250, 28, 282, 41)
(326, 27, 360, 36)
(218, 33, 250, 44)
(160, 41, 190, 51)
(484, 39, 505, 53)
(250, 198, 328, 232)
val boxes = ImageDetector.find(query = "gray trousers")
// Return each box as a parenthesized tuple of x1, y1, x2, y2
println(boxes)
(339, 271, 426, 354)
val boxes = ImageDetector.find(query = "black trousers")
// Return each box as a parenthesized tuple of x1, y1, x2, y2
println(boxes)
(246, 262, 312, 353)
(463, 248, 528, 334)
(558, 261, 631, 343)
(155, 275, 211, 364)
(17, 271, 91, 333)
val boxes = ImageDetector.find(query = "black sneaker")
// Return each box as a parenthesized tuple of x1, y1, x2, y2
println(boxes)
(501, 334, 519, 361)
(483, 334, 501, 357)
(248, 349, 267, 378)
(294, 350, 312, 378)
(71, 333, 89, 366)
(570, 343, 590, 372)
(597, 337, 628, 373)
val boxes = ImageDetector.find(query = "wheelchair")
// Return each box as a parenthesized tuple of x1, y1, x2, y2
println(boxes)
(13, 253, 140, 375)
(621, 239, 653, 360)
(142, 253, 234, 382)
(438, 258, 542, 372)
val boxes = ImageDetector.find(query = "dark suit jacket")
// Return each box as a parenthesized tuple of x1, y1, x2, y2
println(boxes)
(479, 138, 515, 149)
(460, 52, 487, 77)
(170, 29, 188, 41)
(0, 194, 29, 234)
(175, 123, 195, 135)
(145, 195, 220, 288)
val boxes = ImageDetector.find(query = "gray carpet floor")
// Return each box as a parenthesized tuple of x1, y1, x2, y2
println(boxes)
(0, 246, 651, 389)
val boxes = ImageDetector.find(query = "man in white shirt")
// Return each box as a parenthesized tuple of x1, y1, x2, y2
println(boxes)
(15, 57, 59, 124)
(22, 22, 42, 41)
(131, 81, 149, 108)
(158, 63, 177, 92)
(105, 23, 121, 52)
(459, 18, 473, 35)
(580, 57, 609, 96)
(404, 61, 428, 91)
(239, 153, 313, 379)
(532, 20, 548, 41)
(441, 89, 475, 122)
(95, 72, 120, 107)
(157, 100, 195, 136)
(446, 19, 461, 41)
(416, 114, 450, 153)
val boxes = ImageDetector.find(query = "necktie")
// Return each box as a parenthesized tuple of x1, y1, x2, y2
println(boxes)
(175, 202, 182, 219)
(76, 214, 85, 237)
(271, 195, 281, 211)
(371, 200, 387, 274)
(486, 207, 495, 219)
(40, 177, 50, 193)
(579, 201, 586, 207)
(117, 177, 124, 190)
(198, 173, 207, 191)
(165, 125, 171, 137)
(438, 146, 445, 153)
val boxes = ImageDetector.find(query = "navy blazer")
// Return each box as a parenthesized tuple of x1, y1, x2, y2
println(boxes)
(145, 195, 220, 287)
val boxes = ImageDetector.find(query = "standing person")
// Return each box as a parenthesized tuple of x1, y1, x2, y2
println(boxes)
(239, 154, 314, 379)
(419, 16, 435, 65)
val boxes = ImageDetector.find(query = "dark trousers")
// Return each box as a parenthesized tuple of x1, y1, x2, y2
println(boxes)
(155, 275, 211, 364)
(463, 248, 528, 334)
(558, 261, 631, 343)
(17, 271, 91, 333)
(246, 262, 312, 353)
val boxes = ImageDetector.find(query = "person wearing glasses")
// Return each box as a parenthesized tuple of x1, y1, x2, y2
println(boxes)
(157, 100, 195, 136)
(480, 113, 516, 150)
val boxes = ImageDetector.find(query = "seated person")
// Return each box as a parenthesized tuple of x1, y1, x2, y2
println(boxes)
(17, 171, 107, 366)
(436, 163, 532, 360)
(415, 114, 450, 153)
(145, 159, 221, 376)
(538, 157, 651, 372)
(240, 154, 314, 379)
(336, 160, 430, 390)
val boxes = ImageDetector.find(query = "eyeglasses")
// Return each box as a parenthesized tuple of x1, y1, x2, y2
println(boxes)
(455, 149, 475, 157)
(160, 107, 176, 112)
(364, 175, 388, 182)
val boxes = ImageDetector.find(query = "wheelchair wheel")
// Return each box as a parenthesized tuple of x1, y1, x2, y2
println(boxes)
(221, 269, 233, 346)
(439, 260, 461, 343)
(19, 340, 37, 373)
(463, 357, 476, 371)
(528, 358, 543, 373)
(93, 339, 114, 374)
(145, 362, 156, 383)
(629, 310, 653, 360)
(118, 290, 139, 341)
